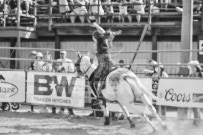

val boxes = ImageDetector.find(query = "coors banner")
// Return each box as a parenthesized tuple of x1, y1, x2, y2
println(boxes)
(157, 78, 203, 108)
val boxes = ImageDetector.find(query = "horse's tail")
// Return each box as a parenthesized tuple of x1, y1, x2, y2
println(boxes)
(122, 75, 158, 101)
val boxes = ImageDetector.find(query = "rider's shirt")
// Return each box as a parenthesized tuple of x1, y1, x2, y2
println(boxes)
(93, 31, 112, 54)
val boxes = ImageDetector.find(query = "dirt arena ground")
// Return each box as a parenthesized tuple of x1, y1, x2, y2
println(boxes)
(0, 105, 202, 135)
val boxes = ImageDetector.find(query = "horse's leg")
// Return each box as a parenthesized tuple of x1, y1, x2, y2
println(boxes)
(120, 101, 157, 132)
(140, 94, 167, 129)
(99, 99, 110, 125)
(117, 102, 135, 128)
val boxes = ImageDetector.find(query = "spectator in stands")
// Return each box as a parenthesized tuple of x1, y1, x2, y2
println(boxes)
(69, 0, 88, 23)
(118, 0, 128, 22)
(188, 60, 202, 126)
(9, 0, 17, 12)
(59, 0, 71, 14)
(21, 0, 33, 15)
(0, 0, 10, 24)
(159, 0, 171, 9)
(57, 50, 75, 115)
(88, 0, 104, 23)
(128, 0, 145, 23)
(146, 0, 160, 13)
(103, 0, 114, 23)
(176, 0, 202, 14)
(193, 0, 202, 13)
(144, 60, 168, 118)
(8, 0, 33, 16)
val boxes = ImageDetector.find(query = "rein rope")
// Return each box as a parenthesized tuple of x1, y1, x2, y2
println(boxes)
(83, 63, 92, 76)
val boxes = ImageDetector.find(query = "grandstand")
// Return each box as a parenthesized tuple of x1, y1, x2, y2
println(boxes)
(0, 0, 202, 76)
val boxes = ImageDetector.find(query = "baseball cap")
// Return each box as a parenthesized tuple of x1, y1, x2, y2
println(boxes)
(30, 50, 37, 55)
(60, 51, 66, 54)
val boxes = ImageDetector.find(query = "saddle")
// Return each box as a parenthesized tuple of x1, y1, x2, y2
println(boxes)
(89, 67, 117, 99)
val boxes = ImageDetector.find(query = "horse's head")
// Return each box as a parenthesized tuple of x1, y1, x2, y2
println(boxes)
(75, 52, 96, 76)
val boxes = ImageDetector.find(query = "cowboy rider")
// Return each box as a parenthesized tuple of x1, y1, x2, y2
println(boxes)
(89, 17, 122, 97)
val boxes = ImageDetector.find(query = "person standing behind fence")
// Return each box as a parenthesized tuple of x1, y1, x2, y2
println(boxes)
(28, 50, 37, 112)
(188, 60, 202, 126)
(29, 50, 37, 70)
(39, 51, 53, 113)
(34, 52, 44, 71)
(144, 60, 168, 118)
(57, 50, 75, 115)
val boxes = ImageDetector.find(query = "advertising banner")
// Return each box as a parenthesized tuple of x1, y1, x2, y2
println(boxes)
(199, 40, 203, 55)
(107, 78, 152, 115)
(26, 72, 85, 108)
(157, 78, 203, 108)
(0, 71, 26, 102)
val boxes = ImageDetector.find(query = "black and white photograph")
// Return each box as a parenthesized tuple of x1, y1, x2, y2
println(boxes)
(0, 0, 203, 135)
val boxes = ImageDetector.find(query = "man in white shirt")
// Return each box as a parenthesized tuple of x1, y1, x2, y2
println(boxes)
(57, 50, 75, 73)
(57, 50, 75, 115)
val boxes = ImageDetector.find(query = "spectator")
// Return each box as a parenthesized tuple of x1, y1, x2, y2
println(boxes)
(57, 50, 75, 72)
(59, 0, 71, 14)
(21, 0, 33, 15)
(103, 0, 114, 23)
(28, 50, 37, 113)
(118, 59, 126, 68)
(144, 60, 168, 117)
(53, 61, 63, 72)
(33, 52, 44, 71)
(176, 0, 202, 14)
(0, 0, 10, 24)
(193, 0, 202, 13)
(42, 51, 53, 72)
(69, 0, 88, 23)
(128, 0, 145, 23)
(9, 0, 17, 12)
(57, 50, 75, 115)
(51, 61, 63, 114)
(29, 50, 37, 70)
(88, 0, 105, 23)
(188, 60, 202, 126)
(40, 51, 53, 113)
(118, 0, 128, 22)
(159, 0, 171, 9)
(147, 0, 160, 13)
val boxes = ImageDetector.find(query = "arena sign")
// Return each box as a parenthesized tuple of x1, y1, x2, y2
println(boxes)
(157, 78, 203, 108)
(26, 72, 85, 108)
(0, 71, 25, 102)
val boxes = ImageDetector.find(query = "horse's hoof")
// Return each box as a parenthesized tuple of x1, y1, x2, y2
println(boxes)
(130, 123, 135, 128)
(152, 127, 158, 133)
(104, 117, 110, 125)
(162, 124, 168, 130)
(104, 121, 110, 125)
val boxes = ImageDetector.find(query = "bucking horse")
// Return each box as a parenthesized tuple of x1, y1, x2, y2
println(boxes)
(75, 53, 167, 132)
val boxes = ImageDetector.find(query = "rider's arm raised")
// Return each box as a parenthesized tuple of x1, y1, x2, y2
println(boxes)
(92, 22, 105, 34)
